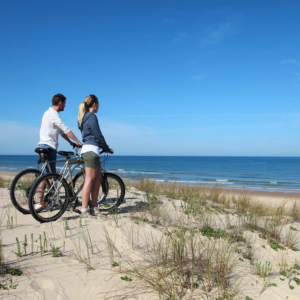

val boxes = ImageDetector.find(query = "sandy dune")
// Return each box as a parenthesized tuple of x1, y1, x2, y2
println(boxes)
(1, 180, 300, 299)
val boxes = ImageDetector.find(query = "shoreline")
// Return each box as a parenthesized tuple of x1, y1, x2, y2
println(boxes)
(2, 171, 300, 202)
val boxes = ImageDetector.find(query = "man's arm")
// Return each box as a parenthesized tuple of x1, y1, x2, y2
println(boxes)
(61, 131, 82, 147)
(52, 111, 82, 146)
(61, 133, 82, 147)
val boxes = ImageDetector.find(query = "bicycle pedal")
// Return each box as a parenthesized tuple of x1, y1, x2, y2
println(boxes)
(72, 208, 81, 214)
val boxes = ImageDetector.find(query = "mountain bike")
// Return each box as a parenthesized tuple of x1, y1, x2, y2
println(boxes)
(10, 147, 82, 215)
(28, 151, 125, 223)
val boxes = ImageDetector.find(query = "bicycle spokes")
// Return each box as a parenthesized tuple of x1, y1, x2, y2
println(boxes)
(97, 173, 125, 211)
(30, 174, 69, 222)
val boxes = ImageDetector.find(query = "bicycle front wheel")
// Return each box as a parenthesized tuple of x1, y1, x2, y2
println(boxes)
(72, 170, 85, 207)
(28, 173, 70, 223)
(10, 169, 42, 214)
(97, 173, 125, 212)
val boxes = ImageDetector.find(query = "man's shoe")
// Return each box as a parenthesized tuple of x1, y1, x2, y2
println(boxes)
(34, 203, 42, 210)
(34, 203, 51, 212)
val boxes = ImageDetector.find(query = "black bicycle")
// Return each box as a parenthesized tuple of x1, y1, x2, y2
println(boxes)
(28, 151, 125, 223)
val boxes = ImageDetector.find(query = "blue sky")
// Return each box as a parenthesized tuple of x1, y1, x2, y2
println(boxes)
(0, 0, 300, 156)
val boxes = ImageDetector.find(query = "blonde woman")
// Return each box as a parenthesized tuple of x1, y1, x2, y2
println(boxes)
(78, 95, 113, 218)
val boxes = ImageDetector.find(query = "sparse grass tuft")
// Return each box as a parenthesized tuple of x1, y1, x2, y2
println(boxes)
(0, 176, 10, 188)
(290, 201, 300, 223)
(255, 261, 272, 278)
(49, 244, 62, 257)
(285, 228, 300, 249)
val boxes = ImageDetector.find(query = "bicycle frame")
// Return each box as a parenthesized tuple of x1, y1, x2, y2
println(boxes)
(56, 157, 85, 198)
(38, 148, 85, 200)
(37, 148, 82, 181)
(37, 160, 53, 174)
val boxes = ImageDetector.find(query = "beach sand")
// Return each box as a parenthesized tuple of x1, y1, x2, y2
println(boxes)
(1, 173, 300, 299)
(218, 188, 300, 209)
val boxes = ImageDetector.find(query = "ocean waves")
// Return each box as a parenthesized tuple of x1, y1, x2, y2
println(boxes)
(111, 168, 300, 193)
(1, 155, 300, 193)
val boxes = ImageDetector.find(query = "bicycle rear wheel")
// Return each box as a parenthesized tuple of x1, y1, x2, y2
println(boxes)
(10, 169, 42, 214)
(28, 173, 70, 223)
(74, 170, 106, 209)
(97, 173, 125, 212)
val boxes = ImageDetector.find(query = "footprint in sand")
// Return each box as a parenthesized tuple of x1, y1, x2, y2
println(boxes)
(262, 286, 300, 300)
(30, 278, 68, 300)
(60, 257, 81, 265)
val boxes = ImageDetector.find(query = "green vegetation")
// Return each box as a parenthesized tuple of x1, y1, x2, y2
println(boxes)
(0, 176, 10, 188)
(49, 244, 62, 257)
(267, 283, 277, 287)
(111, 262, 119, 267)
(23, 234, 28, 255)
(293, 278, 300, 285)
(255, 261, 272, 278)
(270, 239, 285, 251)
(199, 226, 227, 239)
(293, 264, 300, 270)
(121, 275, 132, 282)
(12, 238, 22, 257)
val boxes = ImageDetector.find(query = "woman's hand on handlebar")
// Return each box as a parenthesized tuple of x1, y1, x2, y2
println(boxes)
(100, 149, 113, 154)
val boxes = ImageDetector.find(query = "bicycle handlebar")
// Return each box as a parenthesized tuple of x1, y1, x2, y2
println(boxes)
(100, 150, 113, 154)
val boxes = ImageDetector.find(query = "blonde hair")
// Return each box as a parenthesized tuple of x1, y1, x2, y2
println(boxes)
(78, 95, 99, 126)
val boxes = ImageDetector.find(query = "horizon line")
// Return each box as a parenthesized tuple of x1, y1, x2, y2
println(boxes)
(1, 154, 300, 158)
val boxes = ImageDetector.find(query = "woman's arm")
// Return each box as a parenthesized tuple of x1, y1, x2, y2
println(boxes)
(89, 114, 110, 151)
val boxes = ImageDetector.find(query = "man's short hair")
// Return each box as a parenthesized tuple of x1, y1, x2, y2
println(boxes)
(52, 93, 66, 106)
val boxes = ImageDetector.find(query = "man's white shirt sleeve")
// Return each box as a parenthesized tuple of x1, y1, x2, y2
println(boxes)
(38, 107, 70, 150)
(52, 110, 70, 134)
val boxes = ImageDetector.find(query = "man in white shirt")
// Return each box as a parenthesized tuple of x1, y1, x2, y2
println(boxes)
(38, 93, 83, 173)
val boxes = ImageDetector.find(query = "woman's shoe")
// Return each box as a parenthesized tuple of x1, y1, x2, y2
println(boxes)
(81, 210, 96, 219)
(92, 209, 106, 220)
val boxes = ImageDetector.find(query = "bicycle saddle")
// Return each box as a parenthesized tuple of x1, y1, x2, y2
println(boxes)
(35, 147, 50, 154)
(58, 151, 74, 157)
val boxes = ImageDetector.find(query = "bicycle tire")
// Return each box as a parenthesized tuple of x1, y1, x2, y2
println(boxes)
(10, 168, 42, 214)
(28, 173, 70, 223)
(73, 170, 106, 208)
(97, 173, 125, 212)
(72, 170, 85, 207)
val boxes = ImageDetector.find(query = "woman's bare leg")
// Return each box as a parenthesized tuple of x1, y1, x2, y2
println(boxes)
(91, 168, 102, 207)
(81, 167, 98, 209)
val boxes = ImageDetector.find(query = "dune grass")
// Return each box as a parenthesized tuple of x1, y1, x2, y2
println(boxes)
(0, 176, 10, 188)
(117, 179, 300, 298)
(1, 177, 300, 298)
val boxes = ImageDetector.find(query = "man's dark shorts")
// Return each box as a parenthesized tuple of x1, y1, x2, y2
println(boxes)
(38, 144, 57, 173)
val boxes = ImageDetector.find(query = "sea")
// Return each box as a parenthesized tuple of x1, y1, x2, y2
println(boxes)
(0, 155, 300, 193)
